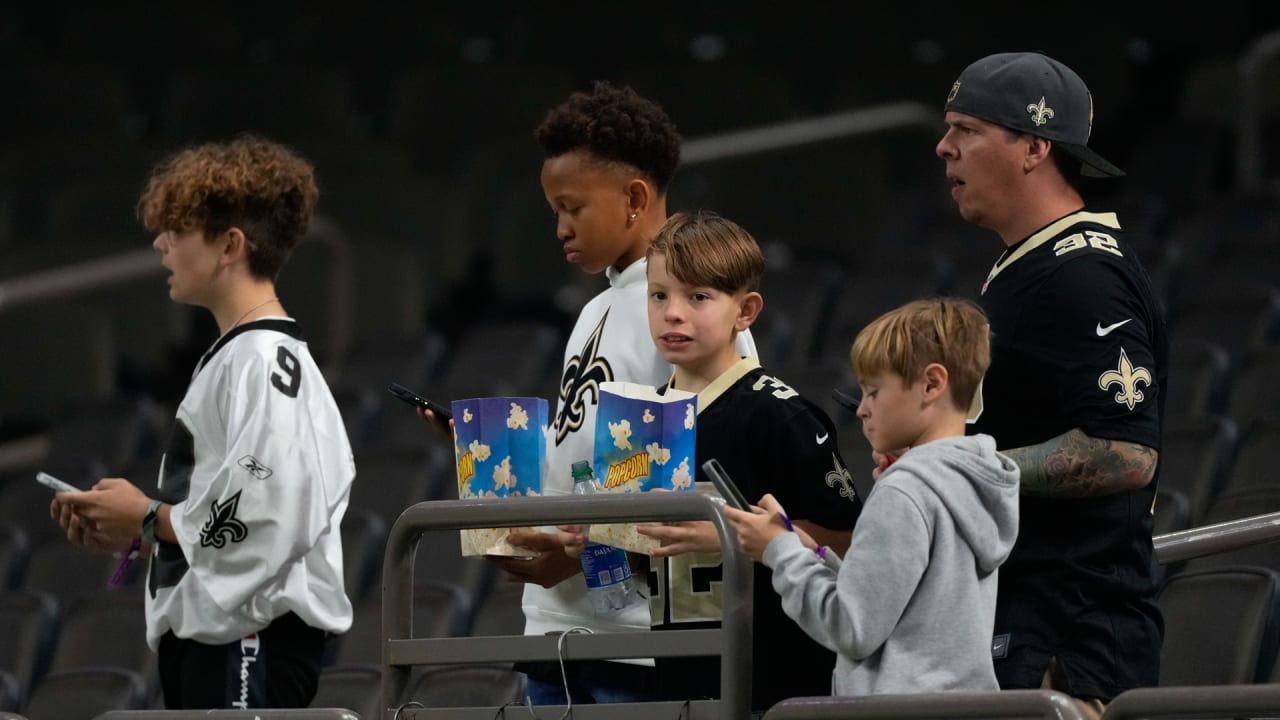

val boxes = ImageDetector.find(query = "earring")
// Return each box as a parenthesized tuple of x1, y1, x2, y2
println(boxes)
(629, 212, 638, 219)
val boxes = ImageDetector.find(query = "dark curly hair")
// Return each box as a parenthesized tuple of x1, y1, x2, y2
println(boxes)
(139, 135, 319, 281)
(534, 81, 682, 192)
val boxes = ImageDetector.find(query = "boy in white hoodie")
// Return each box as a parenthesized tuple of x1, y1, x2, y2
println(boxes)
(726, 297, 1019, 696)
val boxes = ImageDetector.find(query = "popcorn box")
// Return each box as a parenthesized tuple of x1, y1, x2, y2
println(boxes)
(589, 381, 697, 553)
(452, 396, 549, 557)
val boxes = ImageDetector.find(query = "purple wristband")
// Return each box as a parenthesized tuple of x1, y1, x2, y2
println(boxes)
(777, 512, 794, 532)
(814, 546, 828, 560)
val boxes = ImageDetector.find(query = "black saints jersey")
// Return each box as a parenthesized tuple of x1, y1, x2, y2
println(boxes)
(970, 210, 1168, 591)
(147, 319, 355, 650)
(653, 357, 863, 710)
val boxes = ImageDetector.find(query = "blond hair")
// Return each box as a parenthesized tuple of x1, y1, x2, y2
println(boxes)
(647, 210, 764, 293)
(850, 298, 990, 408)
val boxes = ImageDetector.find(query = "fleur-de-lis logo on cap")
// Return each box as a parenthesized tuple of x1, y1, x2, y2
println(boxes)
(1026, 96, 1055, 126)
(947, 80, 961, 104)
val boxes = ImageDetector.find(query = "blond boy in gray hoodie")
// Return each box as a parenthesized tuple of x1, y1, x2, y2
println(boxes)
(726, 297, 1019, 696)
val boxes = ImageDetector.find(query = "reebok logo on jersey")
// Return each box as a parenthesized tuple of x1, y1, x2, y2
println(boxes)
(200, 490, 249, 548)
(237, 455, 273, 480)
(1095, 318, 1132, 337)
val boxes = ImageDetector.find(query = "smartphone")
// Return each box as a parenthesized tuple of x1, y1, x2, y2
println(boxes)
(701, 458, 750, 511)
(36, 471, 81, 493)
(387, 382, 452, 421)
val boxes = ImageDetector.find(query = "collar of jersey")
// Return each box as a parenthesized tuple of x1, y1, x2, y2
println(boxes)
(606, 256, 648, 288)
(985, 210, 1121, 285)
(664, 355, 761, 415)
(196, 317, 301, 374)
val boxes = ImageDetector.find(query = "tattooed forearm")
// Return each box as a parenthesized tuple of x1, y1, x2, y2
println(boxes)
(1004, 428, 1159, 497)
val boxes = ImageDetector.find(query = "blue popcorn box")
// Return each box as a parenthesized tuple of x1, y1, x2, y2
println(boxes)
(452, 396, 549, 556)
(589, 381, 697, 553)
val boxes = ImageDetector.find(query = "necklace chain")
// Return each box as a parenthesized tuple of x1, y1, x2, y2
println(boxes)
(230, 297, 279, 331)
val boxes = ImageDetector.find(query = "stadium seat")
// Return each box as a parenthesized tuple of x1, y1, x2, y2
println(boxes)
(1224, 347, 1280, 432)
(1164, 339, 1233, 420)
(0, 589, 58, 705)
(1157, 565, 1280, 685)
(22, 667, 148, 720)
(0, 670, 18, 712)
(433, 319, 563, 402)
(333, 581, 470, 669)
(404, 664, 525, 708)
(752, 252, 847, 366)
(1219, 417, 1280, 495)
(310, 664, 381, 719)
(1153, 487, 1191, 537)
(1169, 283, 1279, 362)
(340, 506, 387, 607)
(1157, 414, 1238, 525)
(0, 524, 29, 590)
(21, 540, 132, 611)
(465, 574, 526, 641)
(46, 588, 154, 697)
(346, 448, 436, 537)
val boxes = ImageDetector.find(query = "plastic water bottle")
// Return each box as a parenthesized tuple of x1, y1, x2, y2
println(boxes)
(570, 460, 637, 614)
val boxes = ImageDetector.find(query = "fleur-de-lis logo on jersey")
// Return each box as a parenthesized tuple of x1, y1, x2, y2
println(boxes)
(824, 453, 860, 502)
(1026, 97, 1055, 127)
(554, 311, 615, 445)
(199, 490, 249, 548)
(1098, 348, 1153, 410)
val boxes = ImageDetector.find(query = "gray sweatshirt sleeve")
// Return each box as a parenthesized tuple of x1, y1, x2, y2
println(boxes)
(762, 484, 930, 660)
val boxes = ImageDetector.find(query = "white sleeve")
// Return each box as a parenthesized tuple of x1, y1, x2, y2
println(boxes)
(763, 484, 930, 660)
(170, 343, 340, 614)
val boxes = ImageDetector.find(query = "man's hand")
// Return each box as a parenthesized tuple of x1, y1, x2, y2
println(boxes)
(492, 529, 583, 587)
(55, 478, 151, 545)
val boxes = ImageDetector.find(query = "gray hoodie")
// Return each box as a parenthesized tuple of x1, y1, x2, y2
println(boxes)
(763, 433, 1019, 696)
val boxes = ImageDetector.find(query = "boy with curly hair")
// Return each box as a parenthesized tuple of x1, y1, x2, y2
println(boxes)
(52, 135, 355, 709)
(489, 81, 756, 705)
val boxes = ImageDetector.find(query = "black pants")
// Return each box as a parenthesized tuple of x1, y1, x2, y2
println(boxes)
(158, 612, 326, 709)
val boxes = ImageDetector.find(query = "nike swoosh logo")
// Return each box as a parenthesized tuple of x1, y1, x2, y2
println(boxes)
(816, 432, 829, 444)
(1096, 319, 1132, 337)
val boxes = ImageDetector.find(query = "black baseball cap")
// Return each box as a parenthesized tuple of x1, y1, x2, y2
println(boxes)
(944, 52, 1124, 178)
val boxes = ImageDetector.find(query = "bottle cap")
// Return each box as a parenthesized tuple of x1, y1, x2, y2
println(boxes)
(571, 460, 593, 478)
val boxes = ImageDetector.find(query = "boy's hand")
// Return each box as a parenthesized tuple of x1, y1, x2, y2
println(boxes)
(723, 493, 793, 562)
(871, 450, 901, 481)
(636, 520, 721, 556)
(50, 495, 131, 553)
(416, 407, 454, 439)
(55, 478, 151, 545)
(494, 529, 582, 587)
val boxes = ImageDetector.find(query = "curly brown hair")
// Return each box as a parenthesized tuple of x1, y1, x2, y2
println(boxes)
(139, 135, 319, 280)
(534, 80, 681, 192)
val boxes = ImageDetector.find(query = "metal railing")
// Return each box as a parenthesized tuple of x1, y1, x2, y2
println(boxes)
(1153, 509, 1280, 564)
(1237, 29, 1280, 194)
(762, 690, 1087, 719)
(381, 492, 753, 720)
(95, 712, 360, 720)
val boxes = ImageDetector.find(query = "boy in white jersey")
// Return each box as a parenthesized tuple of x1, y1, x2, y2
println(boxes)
(424, 81, 757, 705)
(52, 136, 355, 709)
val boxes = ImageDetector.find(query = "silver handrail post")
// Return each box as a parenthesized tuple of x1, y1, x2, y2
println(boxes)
(1236, 30, 1280, 194)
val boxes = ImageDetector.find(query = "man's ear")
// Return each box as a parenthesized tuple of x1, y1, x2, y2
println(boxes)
(921, 362, 950, 404)
(735, 291, 763, 331)
(1025, 135, 1053, 172)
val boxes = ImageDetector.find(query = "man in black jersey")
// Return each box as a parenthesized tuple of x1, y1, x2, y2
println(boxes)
(935, 52, 1167, 719)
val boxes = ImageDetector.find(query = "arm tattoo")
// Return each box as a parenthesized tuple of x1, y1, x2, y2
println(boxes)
(1005, 428, 1159, 497)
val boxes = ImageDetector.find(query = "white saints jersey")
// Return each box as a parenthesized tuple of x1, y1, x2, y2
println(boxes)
(522, 258, 757, 646)
(146, 318, 355, 650)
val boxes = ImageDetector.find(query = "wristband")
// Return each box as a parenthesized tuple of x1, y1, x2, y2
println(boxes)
(142, 499, 162, 544)
(814, 546, 828, 560)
